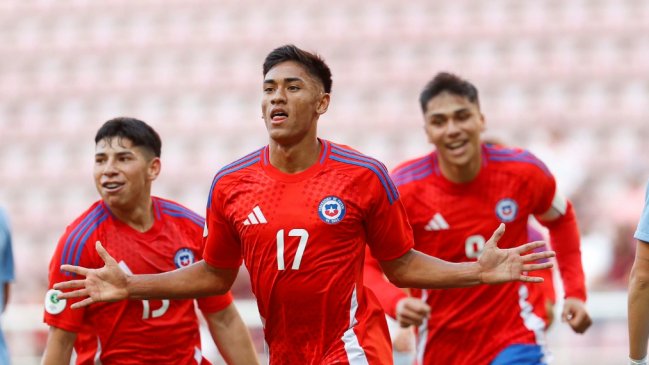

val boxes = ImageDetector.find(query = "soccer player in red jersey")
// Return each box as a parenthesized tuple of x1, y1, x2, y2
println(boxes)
(370, 72, 591, 365)
(54, 46, 555, 365)
(41, 118, 258, 365)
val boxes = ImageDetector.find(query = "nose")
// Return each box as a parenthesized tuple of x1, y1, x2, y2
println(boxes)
(102, 159, 118, 176)
(270, 88, 287, 104)
(446, 119, 461, 135)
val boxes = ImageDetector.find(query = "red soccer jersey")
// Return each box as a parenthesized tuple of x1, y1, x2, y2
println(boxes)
(203, 140, 414, 365)
(390, 144, 584, 365)
(44, 197, 233, 365)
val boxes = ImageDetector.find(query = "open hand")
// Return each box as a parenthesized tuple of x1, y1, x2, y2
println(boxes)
(54, 241, 129, 309)
(478, 224, 556, 284)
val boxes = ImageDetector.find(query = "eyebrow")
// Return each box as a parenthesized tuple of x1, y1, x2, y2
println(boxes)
(430, 107, 471, 117)
(95, 151, 134, 158)
(263, 77, 304, 84)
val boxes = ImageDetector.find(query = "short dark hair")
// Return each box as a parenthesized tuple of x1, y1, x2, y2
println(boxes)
(419, 72, 480, 113)
(95, 117, 162, 158)
(263, 44, 333, 93)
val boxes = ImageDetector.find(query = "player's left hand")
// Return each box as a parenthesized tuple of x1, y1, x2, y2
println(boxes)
(562, 297, 592, 334)
(478, 224, 556, 284)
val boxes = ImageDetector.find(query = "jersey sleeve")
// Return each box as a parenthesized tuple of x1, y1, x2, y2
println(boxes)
(635, 180, 649, 242)
(197, 291, 234, 314)
(44, 226, 101, 332)
(526, 154, 557, 216)
(363, 172, 415, 261)
(203, 181, 244, 269)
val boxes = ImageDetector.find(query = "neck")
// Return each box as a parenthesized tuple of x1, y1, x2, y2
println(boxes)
(439, 155, 482, 184)
(269, 135, 321, 174)
(108, 195, 155, 232)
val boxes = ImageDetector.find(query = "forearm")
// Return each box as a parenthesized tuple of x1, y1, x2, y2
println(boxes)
(205, 303, 259, 365)
(380, 250, 482, 289)
(541, 203, 587, 300)
(629, 259, 649, 358)
(128, 260, 236, 300)
(41, 326, 76, 365)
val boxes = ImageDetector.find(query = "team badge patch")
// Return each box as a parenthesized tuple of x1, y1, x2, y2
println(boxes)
(174, 248, 195, 268)
(495, 198, 519, 222)
(318, 196, 346, 224)
(44, 289, 66, 315)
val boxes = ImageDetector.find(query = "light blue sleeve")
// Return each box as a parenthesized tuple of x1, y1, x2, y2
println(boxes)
(0, 208, 15, 283)
(635, 181, 649, 243)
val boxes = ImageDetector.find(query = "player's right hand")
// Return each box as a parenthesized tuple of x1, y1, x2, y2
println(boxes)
(54, 241, 129, 308)
(396, 297, 431, 327)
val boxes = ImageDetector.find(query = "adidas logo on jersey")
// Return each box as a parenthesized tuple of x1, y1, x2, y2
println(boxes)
(243, 206, 267, 225)
(424, 213, 449, 231)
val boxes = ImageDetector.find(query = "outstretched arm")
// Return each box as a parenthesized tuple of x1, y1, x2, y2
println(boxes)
(629, 240, 649, 362)
(55, 241, 238, 308)
(380, 224, 554, 289)
(204, 303, 259, 365)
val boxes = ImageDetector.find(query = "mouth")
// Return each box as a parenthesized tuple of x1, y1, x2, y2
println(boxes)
(270, 109, 288, 123)
(102, 182, 125, 193)
(445, 140, 468, 155)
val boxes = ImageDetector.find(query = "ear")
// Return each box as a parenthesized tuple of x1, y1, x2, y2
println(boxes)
(316, 93, 330, 115)
(147, 157, 161, 182)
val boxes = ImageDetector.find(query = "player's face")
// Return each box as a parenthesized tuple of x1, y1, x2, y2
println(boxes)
(423, 92, 485, 172)
(93, 137, 160, 211)
(261, 61, 329, 145)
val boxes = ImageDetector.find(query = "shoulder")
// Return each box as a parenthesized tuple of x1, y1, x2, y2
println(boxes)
(391, 153, 436, 188)
(483, 144, 552, 178)
(155, 197, 204, 229)
(325, 141, 399, 204)
(64, 201, 111, 234)
(59, 201, 110, 265)
(207, 147, 265, 205)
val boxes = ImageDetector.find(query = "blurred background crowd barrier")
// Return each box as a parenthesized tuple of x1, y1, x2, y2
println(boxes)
(0, 0, 647, 363)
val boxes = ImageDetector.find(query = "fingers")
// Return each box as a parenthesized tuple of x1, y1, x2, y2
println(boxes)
(522, 251, 556, 262)
(398, 307, 429, 327)
(521, 262, 553, 272)
(514, 241, 552, 255)
(60, 264, 89, 277)
(519, 275, 544, 283)
(57, 288, 90, 300)
(71, 297, 96, 309)
(396, 298, 431, 327)
(53, 280, 87, 291)
(485, 223, 505, 247)
(562, 300, 592, 334)
(96, 241, 117, 265)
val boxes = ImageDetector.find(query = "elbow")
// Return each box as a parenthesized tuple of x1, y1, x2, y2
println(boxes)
(383, 270, 410, 288)
(630, 265, 649, 291)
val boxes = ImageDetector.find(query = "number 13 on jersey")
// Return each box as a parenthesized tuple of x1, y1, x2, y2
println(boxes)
(276, 229, 309, 270)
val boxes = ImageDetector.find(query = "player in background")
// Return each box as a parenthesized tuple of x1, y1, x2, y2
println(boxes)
(0, 207, 15, 364)
(628, 179, 649, 365)
(41, 118, 258, 365)
(54, 46, 555, 365)
(366, 72, 590, 365)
